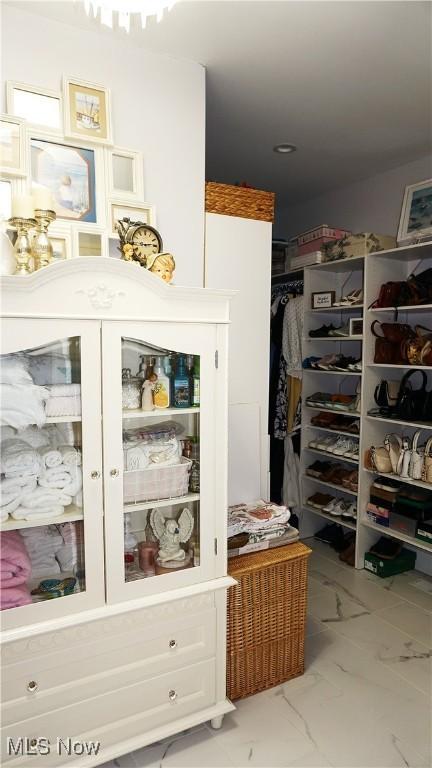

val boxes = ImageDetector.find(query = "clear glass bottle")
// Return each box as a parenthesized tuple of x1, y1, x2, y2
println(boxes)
(122, 368, 142, 410)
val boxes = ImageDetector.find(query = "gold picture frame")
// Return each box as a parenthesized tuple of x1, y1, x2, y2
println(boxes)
(63, 76, 113, 146)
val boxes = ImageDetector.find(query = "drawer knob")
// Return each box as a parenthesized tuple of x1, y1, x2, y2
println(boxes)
(168, 689, 178, 702)
(169, 639, 177, 649)
(110, 468, 120, 478)
(91, 470, 100, 479)
(27, 680, 38, 693)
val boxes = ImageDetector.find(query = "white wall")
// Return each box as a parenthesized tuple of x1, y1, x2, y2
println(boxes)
(0, 3, 206, 287)
(278, 155, 432, 239)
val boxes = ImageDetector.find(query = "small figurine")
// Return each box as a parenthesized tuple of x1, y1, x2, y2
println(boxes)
(146, 252, 175, 283)
(150, 507, 194, 567)
(122, 243, 135, 262)
(142, 373, 157, 411)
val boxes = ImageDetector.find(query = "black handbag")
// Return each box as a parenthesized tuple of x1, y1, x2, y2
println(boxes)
(394, 369, 432, 422)
(374, 380, 400, 415)
(407, 268, 432, 306)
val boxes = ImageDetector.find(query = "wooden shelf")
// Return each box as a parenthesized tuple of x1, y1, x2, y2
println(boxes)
(306, 446, 358, 465)
(367, 363, 431, 370)
(305, 368, 362, 376)
(304, 335, 363, 342)
(305, 404, 360, 418)
(124, 493, 200, 513)
(366, 241, 432, 261)
(46, 415, 81, 423)
(369, 304, 432, 314)
(1, 505, 83, 531)
(123, 407, 200, 419)
(363, 467, 432, 491)
(361, 518, 432, 554)
(305, 424, 359, 439)
(367, 414, 432, 430)
(307, 255, 365, 272)
(308, 305, 364, 313)
(303, 474, 358, 497)
(303, 504, 357, 531)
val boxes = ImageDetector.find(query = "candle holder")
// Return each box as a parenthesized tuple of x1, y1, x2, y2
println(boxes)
(32, 209, 57, 270)
(7, 217, 37, 275)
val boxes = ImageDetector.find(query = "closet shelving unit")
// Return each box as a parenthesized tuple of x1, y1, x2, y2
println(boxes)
(300, 242, 432, 569)
(300, 256, 364, 541)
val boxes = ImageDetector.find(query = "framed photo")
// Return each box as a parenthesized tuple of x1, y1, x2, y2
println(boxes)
(7, 81, 62, 131)
(311, 290, 335, 309)
(349, 318, 363, 337)
(63, 77, 113, 145)
(398, 179, 432, 244)
(109, 199, 155, 236)
(30, 135, 97, 223)
(0, 115, 26, 176)
(105, 146, 144, 200)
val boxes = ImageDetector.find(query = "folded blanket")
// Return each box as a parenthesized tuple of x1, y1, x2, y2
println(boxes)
(59, 445, 82, 467)
(39, 447, 63, 469)
(1, 584, 32, 610)
(38, 466, 82, 497)
(0, 530, 31, 586)
(1, 439, 41, 477)
(45, 395, 81, 418)
(47, 384, 81, 397)
(16, 425, 50, 448)
(1, 382, 49, 430)
(0, 355, 32, 386)
(19, 487, 72, 508)
(123, 436, 181, 471)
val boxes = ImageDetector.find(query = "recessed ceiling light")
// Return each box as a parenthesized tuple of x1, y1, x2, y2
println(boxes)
(273, 143, 297, 154)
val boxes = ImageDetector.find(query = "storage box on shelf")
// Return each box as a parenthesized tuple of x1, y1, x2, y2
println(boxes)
(357, 241, 432, 570)
(300, 257, 364, 540)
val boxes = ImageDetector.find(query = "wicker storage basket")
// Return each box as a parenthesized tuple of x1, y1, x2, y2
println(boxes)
(205, 182, 275, 222)
(123, 458, 192, 503)
(227, 542, 311, 700)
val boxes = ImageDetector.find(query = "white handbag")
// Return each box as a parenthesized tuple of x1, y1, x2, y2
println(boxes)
(408, 431, 425, 481)
(384, 433, 402, 475)
(422, 437, 432, 484)
(397, 436, 411, 478)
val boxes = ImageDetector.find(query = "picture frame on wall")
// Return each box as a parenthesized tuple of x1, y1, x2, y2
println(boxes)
(63, 76, 113, 145)
(30, 132, 99, 224)
(7, 81, 62, 131)
(397, 179, 432, 244)
(105, 146, 144, 200)
(109, 199, 155, 236)
(49, 229, 72, 262)
(0, 115, 26, 177)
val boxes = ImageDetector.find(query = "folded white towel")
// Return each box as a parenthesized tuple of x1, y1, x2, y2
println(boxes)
(59, 445, 82, 467)
(1, 439, 42, 477)
(0, 477, 37, 515)
(39, 447, 63, 469)
(12, 505, 64, 520)
(47, 384, 81, 397)
(1, 509, 9, 522)
(20, 487, 72, 508)
(45, 395, 81, 418)
(73, 490, 83, 508)
(17, 425, 51, 448)
(38, 466, 82, 497)
(1, 382, 49, 430)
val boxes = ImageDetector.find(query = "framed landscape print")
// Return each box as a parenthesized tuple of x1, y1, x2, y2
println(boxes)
(64, 77, 113, 145)
(398, 179, 432, 243)
(30, 136, 97, 223)
(0, 115, 26, 176)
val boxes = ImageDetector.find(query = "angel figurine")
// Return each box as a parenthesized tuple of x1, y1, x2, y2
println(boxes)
(150, 507, 194, 567)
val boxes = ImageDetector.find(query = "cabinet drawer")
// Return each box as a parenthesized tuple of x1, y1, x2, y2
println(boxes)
(2, 608, 215, 723)
(1, 659, 216, 766)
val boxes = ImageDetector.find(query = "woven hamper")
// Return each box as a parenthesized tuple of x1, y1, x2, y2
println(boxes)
(205, 182, 275, 222)
(227, 543, 311, 700)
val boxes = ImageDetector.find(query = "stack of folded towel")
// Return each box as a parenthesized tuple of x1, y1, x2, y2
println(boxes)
(1, 355, 48, 431)
(0, 530, 32, 609)
(123, 422, 183, 471)
(45, 384, 81, 418)
(20, 526, 64, 580)
(1, 438, 82, 523)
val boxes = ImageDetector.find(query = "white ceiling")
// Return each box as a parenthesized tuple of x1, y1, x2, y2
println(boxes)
(8, 1, 432, 208)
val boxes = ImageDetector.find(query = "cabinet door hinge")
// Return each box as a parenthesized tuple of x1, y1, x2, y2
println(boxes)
(215, 350, 219, 369)
(214, 537, 218, 555)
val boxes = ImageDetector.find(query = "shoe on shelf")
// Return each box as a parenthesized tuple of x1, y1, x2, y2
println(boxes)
(311, 412, 336, 427)
(339, 539, 356, 565)
(328, 499, 350, 517)
(314, 522, 344, 547)
(332, 356, 358, 371)
(316, 436, 338, 451)
(332, 436, 355, 456)
(372, 476, 401, 492)
(369, 537, 403, 560)
(341, 503, 357, 520)
(328, 323, 350, 337)
(306, 460, 333, 478)
(303, 356, 321, 369)
(306, 392, 332, 407)
(347, 360, 362, 372)
(342, 469, 358, 491)
(348, 444, 359, 460)
(322, 496, 340, 513)
(315, 354, 342, 370)
(306, 493, 334, 509)
(309, 324, 336, 338)
(334, 289, 363, 307)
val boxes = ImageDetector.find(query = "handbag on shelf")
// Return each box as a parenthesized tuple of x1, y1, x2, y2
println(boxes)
(383, 433, 403, 474)
(402, 325, 432, 365)
(374, 380, 400, 415)
(370, 282, 411, 309)
(394, 369, 432, 422)
(369, 445, 393, 474)
(422, 438, 432, 484)
(371, 321, 414, 364)
(406, 268, 432, 306)
(408, 431, 426, 481)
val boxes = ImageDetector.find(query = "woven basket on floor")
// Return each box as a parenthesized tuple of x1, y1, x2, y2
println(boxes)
(227, 542, 311, 700)
(205, 182, 275, 222)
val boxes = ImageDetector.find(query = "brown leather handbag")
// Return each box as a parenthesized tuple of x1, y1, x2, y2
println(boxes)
(371, 321, 413, 364)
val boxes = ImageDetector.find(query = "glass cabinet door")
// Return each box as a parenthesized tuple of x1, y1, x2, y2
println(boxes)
(0, 319, 104, 630)
(102, 321, 217, 602)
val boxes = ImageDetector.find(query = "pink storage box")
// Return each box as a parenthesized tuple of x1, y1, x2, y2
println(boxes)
(297, 225, 351, 246)
(123, 458, 192, 503)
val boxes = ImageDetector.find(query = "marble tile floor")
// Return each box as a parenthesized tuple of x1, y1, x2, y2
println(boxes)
(101, 537, 431, 768)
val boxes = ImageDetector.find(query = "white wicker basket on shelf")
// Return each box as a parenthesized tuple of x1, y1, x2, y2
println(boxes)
(123, 458, 192, 503)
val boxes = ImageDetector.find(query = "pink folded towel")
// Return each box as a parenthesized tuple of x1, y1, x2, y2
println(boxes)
(1, 583, 31, 610)
(0, 530, 31, 586)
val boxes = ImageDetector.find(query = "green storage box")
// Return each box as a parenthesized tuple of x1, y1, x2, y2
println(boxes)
(364, 548, 416, 578)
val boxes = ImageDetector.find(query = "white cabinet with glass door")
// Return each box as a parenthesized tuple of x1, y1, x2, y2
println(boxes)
(1, 258, 235, 765)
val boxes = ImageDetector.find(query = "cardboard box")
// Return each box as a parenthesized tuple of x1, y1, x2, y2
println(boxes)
(290, 251, 324, 270)
(364, 548, 417, 578)
(297, 225, 351, 246)
(389, 511, 417, 538)
(322, 233, 396, 262)
(366, 503, 389, 527)
(416, 521, 432, 545)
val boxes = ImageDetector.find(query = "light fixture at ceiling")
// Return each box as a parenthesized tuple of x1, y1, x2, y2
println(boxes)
(83, 0, 179, 32)
(273, 143, 297, 154)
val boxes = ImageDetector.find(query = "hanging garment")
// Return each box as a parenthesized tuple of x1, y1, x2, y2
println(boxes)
(283, 435, 301, 511)
(282, 295, 304, 376)
(287, 376, 302, 435)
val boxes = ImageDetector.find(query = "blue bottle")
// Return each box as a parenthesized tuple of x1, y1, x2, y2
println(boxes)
(173, 354, 191, 408)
